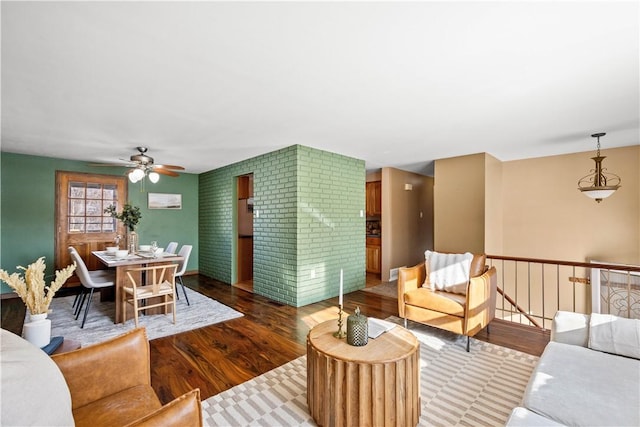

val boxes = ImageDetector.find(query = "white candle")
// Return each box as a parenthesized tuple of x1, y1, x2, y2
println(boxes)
(339, 269, 343, 306)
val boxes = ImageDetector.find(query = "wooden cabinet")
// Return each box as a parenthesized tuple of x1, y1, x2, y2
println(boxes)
(366, 181, 381, 216)
(238, 174, 253, 199)
(366, 237, 381, 274)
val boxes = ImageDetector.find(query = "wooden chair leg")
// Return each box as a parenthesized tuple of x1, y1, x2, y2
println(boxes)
(133, 292, 140, 328)
(122, 292, 127, 324)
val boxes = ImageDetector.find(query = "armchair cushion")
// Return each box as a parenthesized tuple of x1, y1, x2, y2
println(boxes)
(73, 384, 162, 427)
(404, 288, 466, 317)
(424, 251, 473, 295)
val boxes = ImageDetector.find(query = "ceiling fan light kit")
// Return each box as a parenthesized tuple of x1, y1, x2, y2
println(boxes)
(91, 146, 185, 188)
(577, 132, 622, 203)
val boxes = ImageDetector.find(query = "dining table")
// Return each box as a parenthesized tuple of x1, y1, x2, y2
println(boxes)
(92, 250, 184, 324)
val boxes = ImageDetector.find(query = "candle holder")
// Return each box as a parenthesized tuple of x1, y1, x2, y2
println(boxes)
(333, 304, 346, 339)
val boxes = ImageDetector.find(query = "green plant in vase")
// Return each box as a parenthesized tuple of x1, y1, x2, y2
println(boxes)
(105, 203, 142, 252)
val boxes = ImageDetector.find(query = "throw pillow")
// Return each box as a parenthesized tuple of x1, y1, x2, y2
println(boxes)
(588, 313, 640, 359)
(424, 250, 473, 295)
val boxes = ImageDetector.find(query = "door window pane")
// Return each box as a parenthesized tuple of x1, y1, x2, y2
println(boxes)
(67, 182, 121, 233)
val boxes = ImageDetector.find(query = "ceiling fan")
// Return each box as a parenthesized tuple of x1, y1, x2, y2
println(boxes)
(90, 147, 185, 183)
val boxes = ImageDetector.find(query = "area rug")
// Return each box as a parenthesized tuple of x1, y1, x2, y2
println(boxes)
(201, 317, 538, 426)
(42, 287, 244, 347)
(363, 280, 398, 298)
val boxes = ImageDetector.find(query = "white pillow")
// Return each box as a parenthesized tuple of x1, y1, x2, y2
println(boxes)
(424, 250, 473, 295)
(588, 313, 640, 359)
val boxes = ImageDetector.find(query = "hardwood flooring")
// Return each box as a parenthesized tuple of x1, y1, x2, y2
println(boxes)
(1, 274, 549, 405)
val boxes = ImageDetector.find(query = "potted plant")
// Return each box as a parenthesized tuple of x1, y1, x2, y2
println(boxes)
(0, 257, 76, 347)
(105, 203, 142, 252)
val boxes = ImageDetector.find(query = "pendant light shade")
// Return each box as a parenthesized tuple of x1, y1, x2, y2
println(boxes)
(577, 133, 621, 203)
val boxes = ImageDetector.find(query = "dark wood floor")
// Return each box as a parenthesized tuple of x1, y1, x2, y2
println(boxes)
(1, 274, 549, 405)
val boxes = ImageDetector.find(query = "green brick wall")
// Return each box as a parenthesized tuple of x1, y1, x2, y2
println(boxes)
(199, 145, 365, 307)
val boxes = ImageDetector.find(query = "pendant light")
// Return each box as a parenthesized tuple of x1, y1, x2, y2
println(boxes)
(577, 132, 621, 203)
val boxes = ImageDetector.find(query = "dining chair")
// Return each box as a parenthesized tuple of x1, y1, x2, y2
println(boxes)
(122, 264, 178, 327)
(175, 245, 192, 306)
(68, 247, 116, 329)
(165, 241, 178, 255)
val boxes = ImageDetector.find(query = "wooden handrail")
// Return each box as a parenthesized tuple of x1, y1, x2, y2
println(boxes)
(487, 255, 640, 273)
(496, 286, 543, 329)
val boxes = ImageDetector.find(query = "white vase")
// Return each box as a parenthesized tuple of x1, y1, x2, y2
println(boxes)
(23, 312, 51, 348)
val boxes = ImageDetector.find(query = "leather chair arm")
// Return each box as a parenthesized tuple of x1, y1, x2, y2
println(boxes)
(125, 389, 202, 427)
(52, 328, 151, 410)
(465, 266, 498, 335)
(398, 262, 426, 317)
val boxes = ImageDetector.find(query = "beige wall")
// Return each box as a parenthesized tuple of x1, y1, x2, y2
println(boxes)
(502, 145, 639, 264)
(381, 167, 433, 281)
(433, 153, 485, 253)
(434, 146, 639, 264)
(484, 154, 503, 255)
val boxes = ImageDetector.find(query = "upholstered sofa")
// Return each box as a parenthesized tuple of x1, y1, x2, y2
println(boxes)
(1, 327, 202, 426)
(506, 310, 640, 426)
(398, 252, 497, 351)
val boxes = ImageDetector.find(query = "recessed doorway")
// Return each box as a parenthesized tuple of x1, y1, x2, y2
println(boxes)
(235, 173, 254, 292)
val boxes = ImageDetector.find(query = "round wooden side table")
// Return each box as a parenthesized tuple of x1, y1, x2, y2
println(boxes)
(307, 319, 420, 427)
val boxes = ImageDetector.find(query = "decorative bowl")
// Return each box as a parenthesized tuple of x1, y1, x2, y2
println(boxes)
(106, 246, 118, 254)
(139, 245, 152, 252)
(115, 249, 129, 259)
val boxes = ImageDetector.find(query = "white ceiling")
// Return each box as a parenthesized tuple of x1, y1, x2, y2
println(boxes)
(2, 1, 638, 176)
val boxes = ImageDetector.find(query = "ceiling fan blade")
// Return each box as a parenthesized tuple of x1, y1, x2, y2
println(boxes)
(89, 162, 132, 167)
(154, 164, 185, 171)
(153, 168, 180, 177)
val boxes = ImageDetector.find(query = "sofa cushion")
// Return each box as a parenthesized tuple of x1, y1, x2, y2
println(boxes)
(505, 407, 564, 427)
(550, 310, 589, 347)
(404, 287, 466, 317)
(523, 341, 640, 426)
(1, 329, 75, 426)
(424, 251, 473, 295)
(589, 313, 640, 359)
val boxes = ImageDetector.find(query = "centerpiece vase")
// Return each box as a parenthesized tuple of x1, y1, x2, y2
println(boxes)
(23, 312, 51, 348)
(127, 230, 138, 253)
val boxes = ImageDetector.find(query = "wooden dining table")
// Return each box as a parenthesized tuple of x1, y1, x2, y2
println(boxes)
(92, 250, 184, 324)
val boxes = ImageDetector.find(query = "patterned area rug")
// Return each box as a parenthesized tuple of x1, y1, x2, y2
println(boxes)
(43, 287, 243, 346)
(202, 317, 538, 426)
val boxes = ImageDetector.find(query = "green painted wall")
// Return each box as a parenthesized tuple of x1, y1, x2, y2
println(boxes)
(199, 145, 365, 307)
(0, 152, 199, 293)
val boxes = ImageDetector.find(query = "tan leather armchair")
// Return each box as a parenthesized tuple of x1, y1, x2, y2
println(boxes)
(52, 328, 202, 427)
(398, 253, 497, 351)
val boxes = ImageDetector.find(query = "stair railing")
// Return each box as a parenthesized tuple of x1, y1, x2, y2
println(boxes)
(487, 255, 640, 330)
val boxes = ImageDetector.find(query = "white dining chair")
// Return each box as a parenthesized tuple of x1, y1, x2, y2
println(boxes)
(175, 245, 192, 305)
(69, 247, 115, 310)
(166, 242, 178, 255)
(68, 247, 115, 328)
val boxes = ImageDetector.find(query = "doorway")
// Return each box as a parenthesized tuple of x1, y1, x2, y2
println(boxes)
(55, 171, 128, 286)
(235, 173, 254, 292)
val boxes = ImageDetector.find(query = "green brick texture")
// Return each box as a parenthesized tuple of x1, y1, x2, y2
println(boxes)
(199, 145, 365, 307)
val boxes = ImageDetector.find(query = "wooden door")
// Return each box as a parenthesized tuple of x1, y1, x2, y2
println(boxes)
(55, 171, 128, 284)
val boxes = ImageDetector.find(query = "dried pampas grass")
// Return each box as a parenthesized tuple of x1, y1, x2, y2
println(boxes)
(0, 257, 76, 315)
